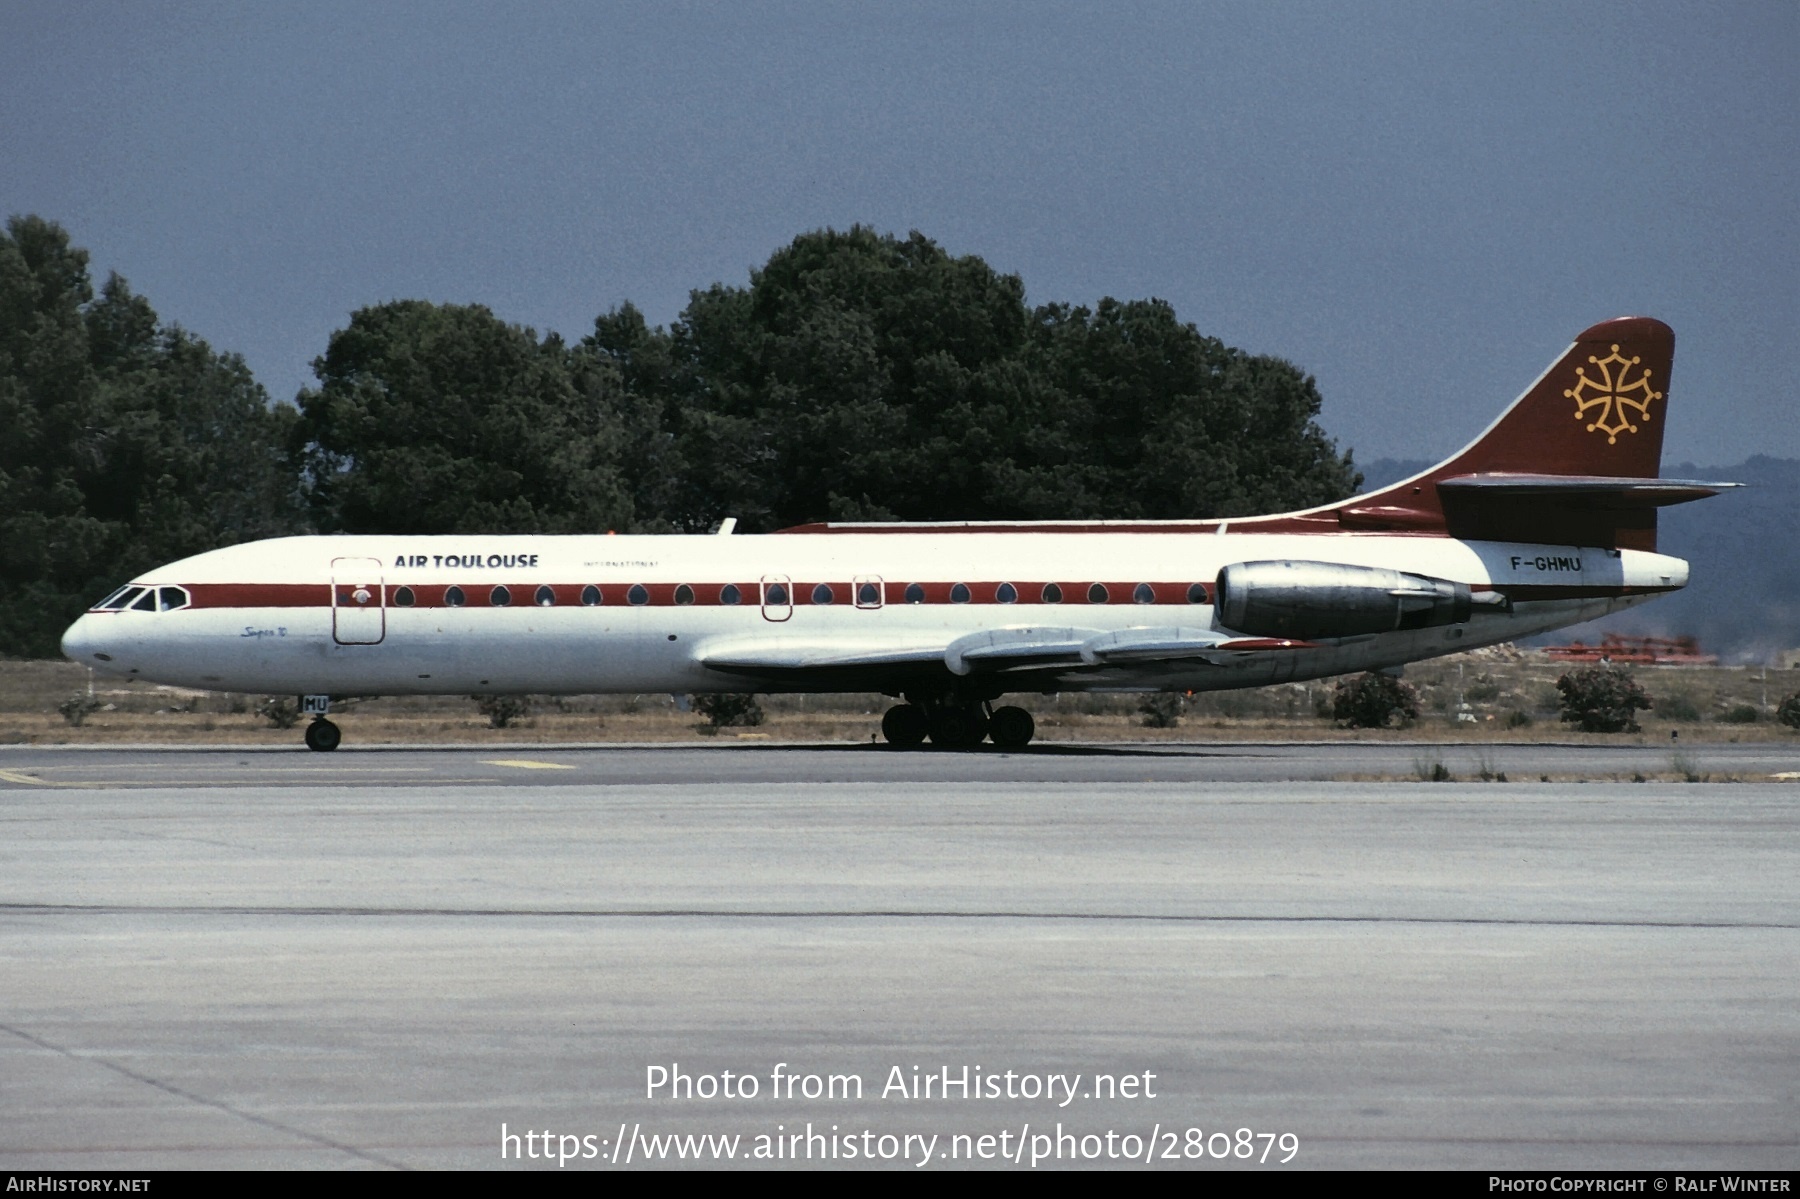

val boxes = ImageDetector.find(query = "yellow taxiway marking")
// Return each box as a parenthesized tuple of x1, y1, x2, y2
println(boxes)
(43, 764, 439, 773)
(0, 769, 65, 787)
(1, 773, 509, 789)
(482, 759, 577, 770)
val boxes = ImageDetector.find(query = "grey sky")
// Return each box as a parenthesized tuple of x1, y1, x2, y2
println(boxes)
(5, 1, 1794, 468)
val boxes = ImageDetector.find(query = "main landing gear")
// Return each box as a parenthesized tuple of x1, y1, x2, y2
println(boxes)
(880, 700, 1035, 749)
(304, 717, 341, 752)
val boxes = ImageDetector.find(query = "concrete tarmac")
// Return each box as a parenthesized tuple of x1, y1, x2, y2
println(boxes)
(1, 747, 1797, 1171)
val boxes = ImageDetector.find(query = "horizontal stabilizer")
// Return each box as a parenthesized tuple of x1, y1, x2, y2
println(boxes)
(1435, 474, 1740, 507)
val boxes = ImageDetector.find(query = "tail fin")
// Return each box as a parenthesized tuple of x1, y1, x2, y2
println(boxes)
(1329, 317, 1725, 551)
(1441, 316, 1674, 477)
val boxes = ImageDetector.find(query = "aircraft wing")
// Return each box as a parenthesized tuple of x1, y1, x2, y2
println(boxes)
(699, 626, 1319, 688)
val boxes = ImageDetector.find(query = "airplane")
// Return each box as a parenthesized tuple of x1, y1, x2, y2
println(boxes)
(60, 316, 1734, 752)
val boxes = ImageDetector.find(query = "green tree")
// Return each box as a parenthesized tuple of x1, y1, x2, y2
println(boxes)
(0, 216, 109, 655)
(1025, 297, 1361, 519)
(0, 216, 301, 657)
(295, 301, 634, 535)
(609, 227, 1360, 531)
(84, 275, 300, 568)
(661, 226, 1035, 530)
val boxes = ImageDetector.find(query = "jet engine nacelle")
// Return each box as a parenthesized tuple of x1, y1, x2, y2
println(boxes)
(1214, 560, 1473, 640)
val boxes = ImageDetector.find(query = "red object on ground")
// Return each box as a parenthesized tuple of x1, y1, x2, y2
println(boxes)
(1541, 633, 1716, 665)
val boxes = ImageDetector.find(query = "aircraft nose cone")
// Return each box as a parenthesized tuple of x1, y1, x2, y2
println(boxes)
(61, 615, 110, 667)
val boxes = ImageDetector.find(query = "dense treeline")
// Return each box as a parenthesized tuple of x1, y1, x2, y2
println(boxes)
(1, 216, 301, 657)
(3, 220, 1358, 657)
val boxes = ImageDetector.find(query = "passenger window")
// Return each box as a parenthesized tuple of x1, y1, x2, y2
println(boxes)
(394, 586, 416, 607)
(857, 582, 880, 606)
(1187, 582, 1208, 604)
(950, 583, 971, 604)
(812, 583, 834, 605)
(628, 584, 649, 606)
(535, 585, 556, 607)
(996, 582, 1018, 604)
(1041, 582, 1063, 604)
(675, 584, 695, 606)
(1133, 583, 1155, 604)
(765, 583, 789, 606)
(490, 585, 512, 606)
(1088, 583, 1110, 604)
(580, 585, 601, 606)
(720, 583, 742, 605)
(445, 586, 466, 607)
(904, 583, 926, 604)
(130, 590, 158, 612)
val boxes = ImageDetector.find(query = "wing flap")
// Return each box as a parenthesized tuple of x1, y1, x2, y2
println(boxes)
(700, 641, 948, 675)
(945, 626, 1108, 675)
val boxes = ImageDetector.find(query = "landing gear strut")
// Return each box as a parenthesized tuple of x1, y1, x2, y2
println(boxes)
(304, 717, 341, 752)
(927, 704, 989, 748)
(878, 700, 1035, 749)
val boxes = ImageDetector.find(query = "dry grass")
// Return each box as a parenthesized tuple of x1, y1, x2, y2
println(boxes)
(5, 652, 1799, 747)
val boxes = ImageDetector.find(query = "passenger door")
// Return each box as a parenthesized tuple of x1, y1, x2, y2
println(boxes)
(332, 557, 386, 645)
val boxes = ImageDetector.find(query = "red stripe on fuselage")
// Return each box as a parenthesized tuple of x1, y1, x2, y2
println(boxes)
(161, 579, 1674, 612)
(169, 580, 1216, 609)
(186, 583, 328, 608)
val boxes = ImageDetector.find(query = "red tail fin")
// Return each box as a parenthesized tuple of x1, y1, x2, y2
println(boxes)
(1439, 316, 1672, 478)
(1332, 317, 1687, 550)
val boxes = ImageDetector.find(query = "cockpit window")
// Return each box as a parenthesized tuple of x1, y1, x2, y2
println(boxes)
(96, 586, 141, 610)
(129, 589, 159, 612)
(157, 587, 190, 611)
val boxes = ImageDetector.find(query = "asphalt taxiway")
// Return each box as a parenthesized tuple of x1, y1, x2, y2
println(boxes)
(2, 737, 1797, 789)
(1, 744, 1796, 1170)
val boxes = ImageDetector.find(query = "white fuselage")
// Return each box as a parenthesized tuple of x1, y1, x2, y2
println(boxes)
(60, 531, 1685, 698)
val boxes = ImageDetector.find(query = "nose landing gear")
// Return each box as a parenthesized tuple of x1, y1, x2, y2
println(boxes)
(304, 717, 341, 752)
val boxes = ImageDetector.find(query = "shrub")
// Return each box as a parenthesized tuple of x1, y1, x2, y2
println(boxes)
(1657, 693, 1701, 722)
(1413, 755, 1454, 782)
(473, 694, 531, 729)
(1465, 677, 1502, 703)
(257, 697, 300, 729)
(1138, 693, 1184, 728)
(1504, 709, 1533, 729)
(1332, 672, 1419, 729)
(1719, 703, 1760, 725)
(1555, 666, 1651, 733)
(1777, 693, 1800, 730)
(57, 693, 102, 727)
(693, 693, 766, 728)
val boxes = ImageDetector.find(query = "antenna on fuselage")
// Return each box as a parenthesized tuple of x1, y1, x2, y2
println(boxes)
(716, 517, 738, 535)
